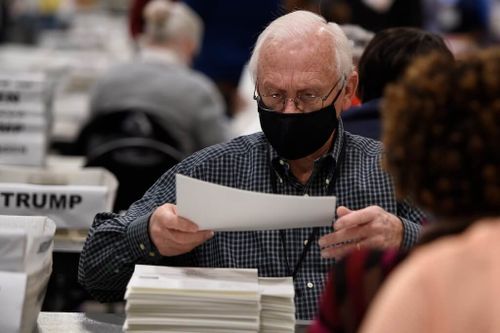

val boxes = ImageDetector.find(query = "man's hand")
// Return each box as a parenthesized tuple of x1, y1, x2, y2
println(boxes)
(318, 205, 403, 259)
(149, 203, 214, 256)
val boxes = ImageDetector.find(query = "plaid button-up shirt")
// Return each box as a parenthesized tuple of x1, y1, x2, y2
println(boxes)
(78, 120, 425, 320)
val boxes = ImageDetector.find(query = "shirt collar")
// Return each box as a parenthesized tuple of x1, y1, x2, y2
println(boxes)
(269, 118, 345, 179)
(139, 48, 186, 67)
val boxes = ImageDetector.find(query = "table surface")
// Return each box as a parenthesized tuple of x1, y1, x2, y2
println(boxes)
(36, 312, 123, 333)
(36, 312, 311, 332)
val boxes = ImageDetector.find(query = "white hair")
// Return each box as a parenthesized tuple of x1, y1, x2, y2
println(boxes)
(143, 0, 203, 52)
(248, 11, 353, 82)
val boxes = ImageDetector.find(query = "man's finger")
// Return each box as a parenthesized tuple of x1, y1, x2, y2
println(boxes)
(334, 206, 379, 230)
(336, 206, 352, 218)
(168, 229, 214, 246)
(163, 215, 199, 233)
(318, 225, 367, 249)
(320, 238, 364, 259)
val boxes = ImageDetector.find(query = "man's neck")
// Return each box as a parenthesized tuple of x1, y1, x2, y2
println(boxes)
(289, 132, 335, 185)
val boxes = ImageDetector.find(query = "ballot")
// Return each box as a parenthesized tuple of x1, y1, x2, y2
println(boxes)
(176, 174, 336, 231)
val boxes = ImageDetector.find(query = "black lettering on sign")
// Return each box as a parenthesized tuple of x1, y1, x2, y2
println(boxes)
(50, 194, 66, 209)
(0, 192, 14, 206)
(0, 92, 20, 102)
(17, 193, 30, 208)
(32, 193, 47, 208)
(0, 124, 24, 132)
(0, 192, 84, 210)
(0, 145, 26, 154)
(69, 195, 82, 209)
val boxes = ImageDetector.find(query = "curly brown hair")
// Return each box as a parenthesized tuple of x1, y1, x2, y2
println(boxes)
(382, 48, 500, 219)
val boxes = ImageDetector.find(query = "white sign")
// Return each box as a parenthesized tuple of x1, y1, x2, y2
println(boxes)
(0, 168, 118, 229)
(0, 132, 47, 166)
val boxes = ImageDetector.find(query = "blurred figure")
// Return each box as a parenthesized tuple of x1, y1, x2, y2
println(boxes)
(423, 0, 491, 56)
(339, 24, 374, 67)
(341, 27, 452, 140)
(339, 24, 374, 106)
(286, 0, 423, 32)
(90, 0, 229, 156)
(182, 0, 283, 118)
(360, 47, 500, 333)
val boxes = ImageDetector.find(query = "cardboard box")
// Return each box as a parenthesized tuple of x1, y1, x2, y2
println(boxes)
(0, 215, 56, 333)
(0, 167, 118, 229)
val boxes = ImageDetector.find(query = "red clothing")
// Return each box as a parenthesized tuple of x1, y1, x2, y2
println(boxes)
(309, 249, 407, 333)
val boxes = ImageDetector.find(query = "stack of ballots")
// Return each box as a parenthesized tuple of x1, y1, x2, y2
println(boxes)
(259, 277, 296, 333)
(124, 265, 296, 333)
(0, 73, 52, 167)
(0, 215, 56, 333)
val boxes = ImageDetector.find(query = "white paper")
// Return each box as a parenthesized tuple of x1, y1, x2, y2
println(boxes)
(176, 174, 336, 231)
(127, 265, 259, 295)
(0, 271, 27, 333)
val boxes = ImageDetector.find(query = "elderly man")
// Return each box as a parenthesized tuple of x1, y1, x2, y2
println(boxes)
(79, 10, 424, 319)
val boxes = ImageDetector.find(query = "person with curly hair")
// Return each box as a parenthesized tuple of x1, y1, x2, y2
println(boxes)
(359, 47, 500, 333)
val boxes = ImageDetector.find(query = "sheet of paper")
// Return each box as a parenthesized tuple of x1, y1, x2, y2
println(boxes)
(176, 174, 336, 231)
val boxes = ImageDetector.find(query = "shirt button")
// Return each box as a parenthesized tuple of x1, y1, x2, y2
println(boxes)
(325, 179, 330, 185)
(279, 159, 285, 165)
(139, 243, 146, 250)
(303, 193, 309, 197)
(307, 282, 314, 289)
(303, 239, 309, 246)
(149, 251, 156, 257)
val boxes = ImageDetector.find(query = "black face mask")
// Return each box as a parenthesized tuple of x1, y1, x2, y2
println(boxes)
(258, 102, 339, 160)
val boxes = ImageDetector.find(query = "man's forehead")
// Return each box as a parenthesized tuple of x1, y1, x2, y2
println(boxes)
(258, 38, 336, 76)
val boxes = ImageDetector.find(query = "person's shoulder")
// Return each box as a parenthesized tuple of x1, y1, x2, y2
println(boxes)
(412, 219, 500, 270)
(178, 132, 268, 168)
(344, 131, 383, 158)
(182, 68, 220, 94)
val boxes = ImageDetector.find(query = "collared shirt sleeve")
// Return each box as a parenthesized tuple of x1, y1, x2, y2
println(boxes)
(397, 199, 425, 250)
(78, 165, 180, 302)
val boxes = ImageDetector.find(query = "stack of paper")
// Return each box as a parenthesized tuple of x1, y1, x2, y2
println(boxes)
(124, 265, 261, 333)
(0, 215, 56, 333)
(259, 277, 296, 333)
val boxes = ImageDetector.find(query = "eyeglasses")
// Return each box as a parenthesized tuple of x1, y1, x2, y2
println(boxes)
(254, 76, 344, 112)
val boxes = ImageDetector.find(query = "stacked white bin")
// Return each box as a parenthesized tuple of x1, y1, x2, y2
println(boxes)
(0, 215, 56, 333)
(0, 73, 51, 167)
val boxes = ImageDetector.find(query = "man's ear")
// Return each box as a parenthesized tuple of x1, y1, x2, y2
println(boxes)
(339, 71, 359, 112)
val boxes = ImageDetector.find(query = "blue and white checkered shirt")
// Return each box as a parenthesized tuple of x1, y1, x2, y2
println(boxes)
(78, 120, 425, 320)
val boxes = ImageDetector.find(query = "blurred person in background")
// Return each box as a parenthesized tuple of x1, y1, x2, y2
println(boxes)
(89, 0, 229, 156)
(129, 0, 283, 119)
(360, 47, 500, 333)
(181, 0, 283, 118)
(286, 0, 423, 32)
(423, 0, 491, 55)
(339, 24, 374, 106)
(341, 27, 452, 140)
(129, 0, 160, 43)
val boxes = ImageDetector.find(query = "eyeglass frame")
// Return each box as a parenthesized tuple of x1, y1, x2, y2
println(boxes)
(253, 75, 346, 113)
